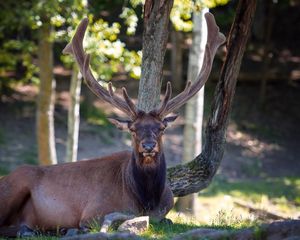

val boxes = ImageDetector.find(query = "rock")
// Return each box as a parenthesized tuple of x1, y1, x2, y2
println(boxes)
(118, 216, 149, 234)
(61, 232, 141, 240)
(17, 225, 37, 238)
(100, 212, 135, 233)
(65, 228, 80, 237)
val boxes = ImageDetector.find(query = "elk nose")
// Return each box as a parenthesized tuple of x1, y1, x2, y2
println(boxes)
(142, 142, 156, 152)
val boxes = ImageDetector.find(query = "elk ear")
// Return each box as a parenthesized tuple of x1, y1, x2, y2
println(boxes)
(163, 115, 178, 127)
(108, 118, 131, 131)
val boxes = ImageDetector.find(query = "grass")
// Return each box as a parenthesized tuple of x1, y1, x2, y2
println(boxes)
(142, 214, 200, 240)
(199, 176, 300, 217)
(200, 176, 300, 204)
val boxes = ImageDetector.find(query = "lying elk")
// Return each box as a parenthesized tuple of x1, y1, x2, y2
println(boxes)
(0, 13, 225, 237)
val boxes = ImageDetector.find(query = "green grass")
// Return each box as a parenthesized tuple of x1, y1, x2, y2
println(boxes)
(200, 176, 300, 204)
(142, 219, 200, 240)
(199, 176, 300, 216)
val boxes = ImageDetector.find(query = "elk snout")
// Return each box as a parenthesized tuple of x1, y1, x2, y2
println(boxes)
(142, 141, 156, 152)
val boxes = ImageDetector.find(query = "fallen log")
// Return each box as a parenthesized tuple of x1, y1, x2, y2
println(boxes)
(233, 198, 289, 221)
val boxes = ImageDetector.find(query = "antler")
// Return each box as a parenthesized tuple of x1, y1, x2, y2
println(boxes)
(63, 18, 137, 119)
(157, 12, 226, 118)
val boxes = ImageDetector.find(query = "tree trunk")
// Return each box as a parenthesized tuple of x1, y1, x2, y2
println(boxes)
(171, 27, 183, 92)
(36, 20, 57, 165)
(167, 0, 257, 197)
(259, 0, 274, 107)
(176, 8, 208, 214)
(66, 64, 82, 162)
(137, 0, 174, 111)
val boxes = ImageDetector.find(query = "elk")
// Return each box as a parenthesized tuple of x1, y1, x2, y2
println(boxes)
(0, 13, 225, 237)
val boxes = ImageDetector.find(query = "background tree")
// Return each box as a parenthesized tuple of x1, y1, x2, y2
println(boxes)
(168, 0, 229, 213)
(36, 15, 57, 165)
(176, 6, 209, 214)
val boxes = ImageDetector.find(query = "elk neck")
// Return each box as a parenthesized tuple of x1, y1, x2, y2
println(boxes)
(125, 150, 166, 212)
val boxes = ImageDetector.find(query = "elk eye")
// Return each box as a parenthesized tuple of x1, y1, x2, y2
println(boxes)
(159, 126, 166, 131)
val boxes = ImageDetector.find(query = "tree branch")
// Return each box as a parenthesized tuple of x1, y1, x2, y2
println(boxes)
(167, 0, 257, 196)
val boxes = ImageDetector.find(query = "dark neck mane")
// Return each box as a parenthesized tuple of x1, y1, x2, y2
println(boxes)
(127, 152, 166, 212)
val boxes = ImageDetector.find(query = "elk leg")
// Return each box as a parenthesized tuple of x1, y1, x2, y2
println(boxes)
(148, 186, 174, 221)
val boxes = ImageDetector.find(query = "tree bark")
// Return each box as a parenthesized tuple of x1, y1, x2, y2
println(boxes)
(167, 0, 257, 197)
(36, 20, 57, 165)
(171, 27, 183, 92)
(137, 0, 174, 111)
(66, 64, 82, 162)
(176, 8, 208, 214)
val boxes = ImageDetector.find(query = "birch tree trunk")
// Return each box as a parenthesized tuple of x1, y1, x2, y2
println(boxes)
(36, 20, 57, 165)
(66, 64, 82, 162)
(176, 8, 208, 214)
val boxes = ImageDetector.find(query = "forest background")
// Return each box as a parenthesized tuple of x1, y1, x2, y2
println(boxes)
(0, 0, 299, 238)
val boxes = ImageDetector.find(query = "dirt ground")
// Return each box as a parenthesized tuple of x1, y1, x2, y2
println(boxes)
(0, 79, 299, 180)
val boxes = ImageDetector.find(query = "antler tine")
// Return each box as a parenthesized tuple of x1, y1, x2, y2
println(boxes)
(122, 88, 138, 118)
(107, 82, 137, 118)
(63, 18, 137, 119)
(158, 12, 226, 117)
(157, 81, 172, 117)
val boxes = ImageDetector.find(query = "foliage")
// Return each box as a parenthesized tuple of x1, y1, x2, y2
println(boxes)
(82, 18, 142, 80)
(170, 0, 230, 31)
(0, 0, 142, 92)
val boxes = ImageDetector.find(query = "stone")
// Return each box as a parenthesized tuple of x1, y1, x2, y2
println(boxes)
(65, 228, 80, 237)
(118, 216, 149, 234)
(61, 232, 141, 240)
(100, 212, 135, 233)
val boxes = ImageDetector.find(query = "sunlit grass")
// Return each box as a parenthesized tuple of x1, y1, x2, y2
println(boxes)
(198, 176, 300, 218)
(142, 212, 201, 240)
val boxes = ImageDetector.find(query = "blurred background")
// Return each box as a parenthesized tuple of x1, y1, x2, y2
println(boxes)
(0, 0, 299, 225)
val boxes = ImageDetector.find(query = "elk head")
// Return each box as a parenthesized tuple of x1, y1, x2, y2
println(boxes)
(63, 13, 225, 167)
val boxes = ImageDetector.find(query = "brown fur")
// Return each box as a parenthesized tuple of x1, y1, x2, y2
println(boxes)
(0, 150, 173, 232)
